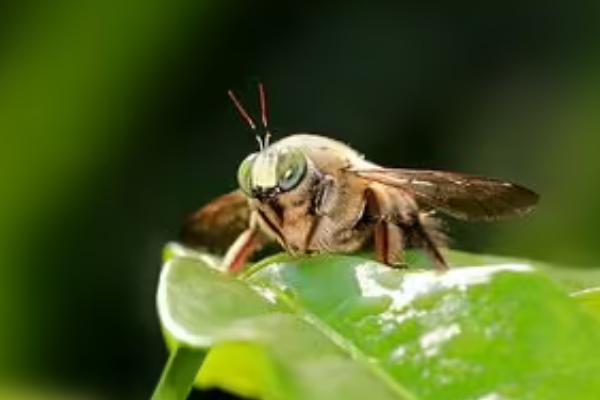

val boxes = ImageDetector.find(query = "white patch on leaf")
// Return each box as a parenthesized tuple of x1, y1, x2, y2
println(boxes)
(355, 263, 533, 311)
(419, 323, 461, 357)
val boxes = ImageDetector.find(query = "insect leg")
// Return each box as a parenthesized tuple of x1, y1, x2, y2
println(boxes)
(223, 212, 265, 274)
(374, 219, 406, 267)
(366, 183, 448, 270)
(400, 213, 448, 272)
(365, 185, 407, 267)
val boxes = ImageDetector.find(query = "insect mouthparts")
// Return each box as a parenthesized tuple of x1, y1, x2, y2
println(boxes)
(252, 186, 279, 200)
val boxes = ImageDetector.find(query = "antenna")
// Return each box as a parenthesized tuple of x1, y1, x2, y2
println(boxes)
(227, 90, 257, 131)
(257, 83, 272, 147)
(228, 83, 273, 150)
(258, 83, 268, 129)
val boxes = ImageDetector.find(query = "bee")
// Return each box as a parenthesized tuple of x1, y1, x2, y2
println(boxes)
(182, 84, 539, 273)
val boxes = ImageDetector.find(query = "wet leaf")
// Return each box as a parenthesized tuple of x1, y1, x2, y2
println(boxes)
(155, 244, 600, 399)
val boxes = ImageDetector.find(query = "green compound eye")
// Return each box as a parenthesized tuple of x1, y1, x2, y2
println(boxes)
(277, 149, 307, 191)
(237, 153, 257, 196)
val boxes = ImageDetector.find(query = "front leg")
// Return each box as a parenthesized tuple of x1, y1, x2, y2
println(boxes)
(223, 212, 267, 274)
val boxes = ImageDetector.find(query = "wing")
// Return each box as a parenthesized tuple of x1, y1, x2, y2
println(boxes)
(351, 168, 539, 221)
(180, 190, 252, 253)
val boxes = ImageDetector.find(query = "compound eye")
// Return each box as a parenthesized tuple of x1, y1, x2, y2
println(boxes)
(277, 149, 307, 192)
(237, 153, 257, 196)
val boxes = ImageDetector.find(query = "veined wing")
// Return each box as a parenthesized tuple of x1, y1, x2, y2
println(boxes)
(351, 168, 539, 221)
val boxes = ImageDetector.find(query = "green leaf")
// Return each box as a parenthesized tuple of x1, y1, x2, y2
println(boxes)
(156, 251, 410, 400)
(571, 288, 600, 321)
(156, 244, 600, 399)
(387, 249, 600, 292)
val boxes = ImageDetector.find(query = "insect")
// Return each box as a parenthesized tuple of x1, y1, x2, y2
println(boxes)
(182, 84, 539, 273)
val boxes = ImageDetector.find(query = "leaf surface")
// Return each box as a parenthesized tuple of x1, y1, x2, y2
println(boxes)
(157, 244, 600, 399)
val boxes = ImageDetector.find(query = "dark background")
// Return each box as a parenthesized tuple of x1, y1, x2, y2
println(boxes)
(1, 1, 599, 398)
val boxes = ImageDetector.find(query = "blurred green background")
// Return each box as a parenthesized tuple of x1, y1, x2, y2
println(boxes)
(1, 1, 600, 398)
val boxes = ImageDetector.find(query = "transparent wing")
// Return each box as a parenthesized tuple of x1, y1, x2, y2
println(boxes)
(352, 168, 539, 221)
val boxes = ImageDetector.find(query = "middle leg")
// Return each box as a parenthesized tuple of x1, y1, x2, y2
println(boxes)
(365, 183, 448, 271)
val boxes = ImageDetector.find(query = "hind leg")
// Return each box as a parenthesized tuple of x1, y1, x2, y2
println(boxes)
(403, 215, 448, 272)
